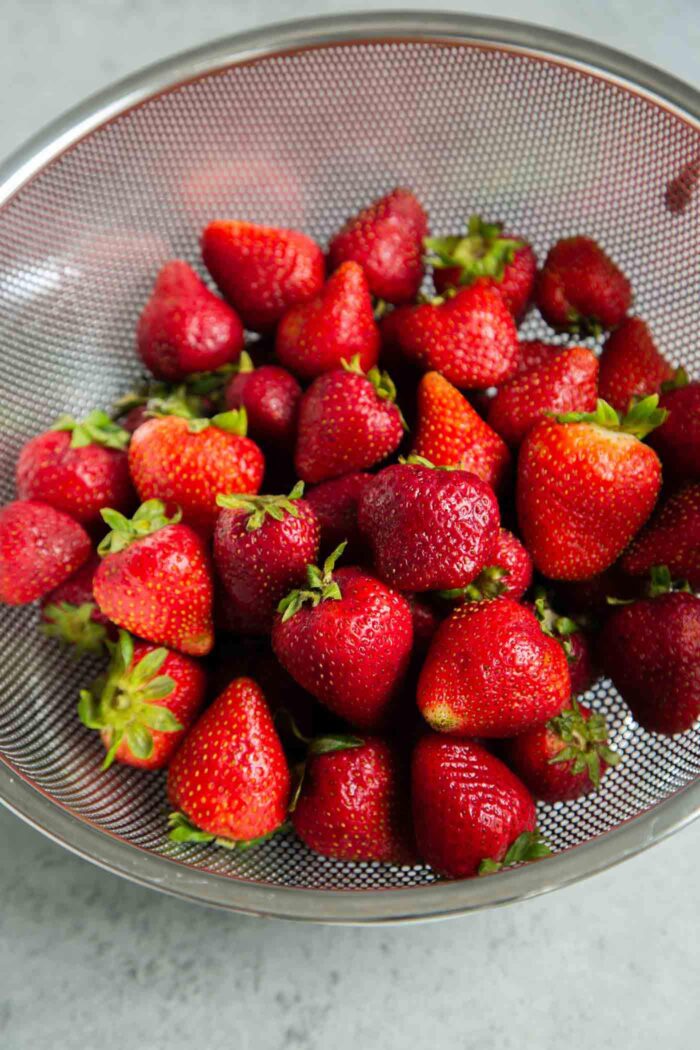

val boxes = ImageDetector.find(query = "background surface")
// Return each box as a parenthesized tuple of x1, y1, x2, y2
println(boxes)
(2, 2, 699, 1048)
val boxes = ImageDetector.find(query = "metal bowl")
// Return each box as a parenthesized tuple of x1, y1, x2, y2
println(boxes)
(1, 12, 699, 923)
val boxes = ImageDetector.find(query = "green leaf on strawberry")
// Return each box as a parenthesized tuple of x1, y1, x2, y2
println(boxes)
(547, 698, 621, 789)
(98, 499, 182, 556)
(277, 542, 347, 622)
(478, 829, 551, 875)
(53, 409, 130, 451)
(41, 601, 108, 655)
(217, 481, 305, 531)
(425, 215, 523, 284)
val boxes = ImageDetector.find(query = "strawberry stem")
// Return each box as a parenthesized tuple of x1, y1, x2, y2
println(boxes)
(277, 542, 347, 622)
(424, 214, 523, 287)
(478, 830, 551, 875)
(556, 395, 667, 439)
(533, 589, 579, 660)
(98, 499, 182, 556)
(41, 601, 108, 656)
(547, 698, 620, 789)
(53, 409, 130, 451)
(217, 481, 304, 531)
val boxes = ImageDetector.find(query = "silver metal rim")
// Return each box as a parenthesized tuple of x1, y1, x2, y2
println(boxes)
(1, 11, 699, 923)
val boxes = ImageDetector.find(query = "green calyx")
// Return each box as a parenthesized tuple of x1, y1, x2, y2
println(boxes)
(41, 601, 109, 656)
(660, 366, 689, 393)
(424, 215, 523, 287)
(399, 454, 459, 472)
(478, 830, 551, 875)
(438, 565, 510, 604)
(97, 499, 182, 556)
(185, 408, 247, 436)
(113, 365, 238, 422)
(341, 355, 406, 426)
(563, 311, 603, 339)
(647, 564, 691, 598)
(78, 630, 178, 770)
(277, 542, 347, 623)
(167, 811, 287, 849)
(217, 481, 305, 531)
(547, 698, 620, 789)
(556, 395, 668, 440)
(533, 590, 579, 660)
(53, 409, 130, 451)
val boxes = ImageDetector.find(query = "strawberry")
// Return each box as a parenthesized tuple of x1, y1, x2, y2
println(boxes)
(515, 340, 562, 376)
(501, 699, 620, 803)
(201, 220, 324, 332)
(407, 594, 442, 656)
(517, 398, 665, 580)
(128, 410, 264, 534)
(487, 346, 599, 447)
(438, 528, 533, 605)
(276, 261, 380, 379)
(136, 260, 244, 381)
(213, 482, 320, 634)
(78, 630, 206, 770)
(531, 591, 595, 695)
(272, 546, 413, 730)
(550, 567, 644, 622)
(294, 359, 404, 484)
(304, 472, 372, 560)
(167, 677, 290, 845)
(93, 500, 214, 656)
(291, 736, 417, 864)
(411, 735, 550, 878)
(411, 371, 511, 491)
(417, 597, 570, 736)
(328, 187, 427, 304)
(224, 351, 301, 449)
(426, 215, 537, 320)
(621, 483, 700, 588)
(647, 377, 700, 482)
(16, 411, 135, 528)
(357, 459, 500, 592)
(535, 236, 632, 333)
(598, 317, 675, 414)
(40, 552, 114, 655)
(0, 500, 91, 605)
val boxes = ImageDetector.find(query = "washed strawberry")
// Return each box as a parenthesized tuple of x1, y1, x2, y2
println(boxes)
(515, 340, 562, 376)
(224, 351, 301, 449)
(304, 472, 372, 560)
(598, 317, 675, 413)
(439, 528, 533, 605)
(168, 677, 290, 845)
(532, 591, 595, 695)
(412, 735, 550, 878)
(517, 398, 665, 580)
(93, 500, 214, 656)
(16, 411, 134, 528)
(426, 215, 536, 320)
(648, 377, 700, 482)
(621, 483, 700, 588)
(417, 597, 570, 736)
(128, 410, 263, 534)
(136, 260, 244, 381)
(487, 346, 599, 447)
(536, 236, 632, 333)
(0, 500, 91, 605)
(276, 261, 380, 379)
(40, 553, 114, 654)
(201, 220, 324, 332)
(294, 359, 404, 484)
(358, 458, 500, 592)
(292, 736, 417, 864)
(411, 371, 511, 491)
(328, 187, 427, 304)
(78, 630, 205, 770)
(272, 547, 413, 730)
(501, 699, 620, 803)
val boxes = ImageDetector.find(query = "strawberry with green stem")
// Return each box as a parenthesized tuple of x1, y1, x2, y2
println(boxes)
(532, 590, 595, 695)
(621, 483, 700, 588)
(437, 528, 532, 605)
(535, 236, 632, 334)
(40, 553, 114, 656)
(224, 350, 302, 449)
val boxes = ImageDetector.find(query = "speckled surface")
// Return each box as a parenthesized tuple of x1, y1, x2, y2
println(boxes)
(2, 2, 700, 1047)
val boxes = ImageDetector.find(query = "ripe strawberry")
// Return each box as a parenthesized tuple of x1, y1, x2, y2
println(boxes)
(291, 736, 417, 864)
(411, 371, 511, 491)
(0, 500, 91, 605)
(417, 597, 570, 736)
(438, 528, 533, 605)
(16, 411, 135, 528)
(501, 699, 620, 803)
(168, 677, 290, 845)
(201, 220, 324, 332)
(358, 459, 500, 592)
(40, 553, 114, 654)
(621, 483, 700, 588)
(412, 735, 549, 878)
(648, 378, 700, 482)
(93, 500, 214, 656)
(128, 410, 264, 534)
(224, 351, 301, 449)
(328, 187, 427, 304)
(136, 260, 244, 381)
(515, 340, 562, 376)
(304, 472, 371, 560)
(276, 261, 380, 379)
(536, 236, 632, 333)
(426, 215, 537, 320)
(78, 630, 206, 770)
(531, 591, 595, 695)
(294, 359, 404, 484)
(272, 547, 413, 730)
(407, 594, 442, 656)
(487, 346, 599, 447)
(517, 398, 665, 580)
(598, 317, 675, 413)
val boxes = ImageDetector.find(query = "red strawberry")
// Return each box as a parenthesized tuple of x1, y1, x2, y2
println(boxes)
(621, 483, 700, 588)
(93, 500, 214, 656)
(648, 378, 700, 482)
(168, 677, 290, 844)
(292, 736, 417, 864)
(136, 260, 244, 381)
(201, 220, 324, 332)
(535, 236, 632, 333)
(358, 459, 500, 592)
(426, 215, 537, 320)
(304, 472, 372, 560)
(16, 411, 135, 528)
(412, 736, 549, 878)
(411, 371, 511, 491)
(487, 346, 599, 447)
(272, 547, 413, 730)
(439, 528, 533, 605)
(328, 187, 427, 304)
(294, 359, 404, 484)
(517, 398, 664, 580)
(515, 340, 562, 376)
(78, 630, 205, 770)
(531, 591, 595, 695)
(0, 500, 91, 605)
(128, 410, 264, 534)
(40, 553, 114, 654)
(407, 594, 442, 656)
(224, 351, 301, 449)
(501, 699, 619, 803)
(276, 261, 380, 379)
(598, 317, 675, 414)
(417, 597, 570, 736)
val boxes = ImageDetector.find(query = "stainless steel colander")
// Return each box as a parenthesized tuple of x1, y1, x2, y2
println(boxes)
(1, 13, 699, 923)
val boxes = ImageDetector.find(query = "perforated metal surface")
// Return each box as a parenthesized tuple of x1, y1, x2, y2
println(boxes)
(1, 21, 699, 910)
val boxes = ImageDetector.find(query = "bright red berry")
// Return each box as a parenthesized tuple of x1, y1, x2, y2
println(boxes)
(535, 236, 631, 333)
(648, 378, 700, 482)
(0, 500, 91, 605)
(304, 472, 372, 560)
(621, 483, 700, 588)
(224, 351, 302, 449)
(598, 317, 675, 414)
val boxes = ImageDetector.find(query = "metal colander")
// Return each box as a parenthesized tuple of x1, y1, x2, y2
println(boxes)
(1, 13, 699, 923)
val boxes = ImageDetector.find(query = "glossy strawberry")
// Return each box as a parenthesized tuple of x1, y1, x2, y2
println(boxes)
(515, 340, 562, 376)
(0, 500, 91, 605)
(40, 553, 114, 654)
(304, 472, 372, 560)
(439, 528, 533, 605)
(598, 317, 675, 413)
(621, 483, 700, 588)
(224, 351, 301, 449)
(536, 236, 632, 333)
(648, 378, 700, 482)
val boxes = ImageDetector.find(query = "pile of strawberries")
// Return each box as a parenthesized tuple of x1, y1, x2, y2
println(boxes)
(1, 187, 699, 880)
